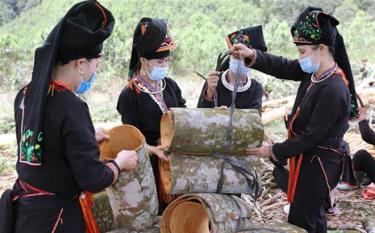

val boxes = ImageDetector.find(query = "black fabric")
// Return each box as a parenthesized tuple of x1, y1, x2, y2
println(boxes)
(197, 75, 263, 110)
(15, 89, 115, 198)
(272, 166, 289, 193)
(117, 77, 185, 214)
(117, 77, 186, 146)
(353, 150, 375, 183)
(143, 50, 170, 60)
(0, 189, 15, 233)
(21, 0, 114, 166)
(335, 32, 358, 118)
(291, 7, 358, 117)
(359, 119, 375, 145)
(13, 195, 85, 233)
(251, 51, 350, 160)
(221, 25, 267, 71)
(291, 7, 338, 46)
(226, 25, 267, 51)
(251, 50, 349, 232)
(128, 18, 169, 76)
(288, 154, 342, 233)
(58, 1, 115, 63)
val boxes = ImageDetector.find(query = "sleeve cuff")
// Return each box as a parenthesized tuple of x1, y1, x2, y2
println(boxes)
(269, 145, 278, 162)
(203, 87, 214, 102)
(244, 49, 257, 68)
(271, 144, 285, 162)
(106, 161, 120, 185)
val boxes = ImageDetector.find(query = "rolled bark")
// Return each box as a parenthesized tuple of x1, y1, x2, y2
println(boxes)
(99, 125, 159, 231)
(92, 191, 116, 232)
(160, 108, 264, 155)
(159, 154, 262, 197)
(161, 193, 306, 233)
(244, 221, 307, 233)
(161, 193, 253, 233)
(92, 191, 160, 233)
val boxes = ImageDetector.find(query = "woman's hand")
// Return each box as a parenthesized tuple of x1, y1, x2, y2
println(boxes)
(115, 150, 139, 171)
(246, 140, 273, 158)
(230, 44, 255, 60)
(206, 71, 220, 99)
(146, 144, 170, 161)
(95, 127, 110, 143)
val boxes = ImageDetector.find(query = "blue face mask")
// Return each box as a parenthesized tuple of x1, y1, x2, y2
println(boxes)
(150, 66, 167, 81)
(76, 61, 96, 94)
(298, 50, 320, 74)
(229, 59, 251, 76)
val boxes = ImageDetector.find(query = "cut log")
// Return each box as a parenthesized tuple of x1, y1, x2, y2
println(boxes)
(160, 193, 307, 233)
(99, 125, 159, 231)
(159, 154, 262, 197)
(160, 108, 264, 155)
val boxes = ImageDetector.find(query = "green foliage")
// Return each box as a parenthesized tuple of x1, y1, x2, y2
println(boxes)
(0, 0, 374, 92)
(0, 0, 41, 26)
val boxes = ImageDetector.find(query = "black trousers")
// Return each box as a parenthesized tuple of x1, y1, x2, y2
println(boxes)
(14, 195, 85, 233)
(287, 154, 342, 233)
(353, 149, 375, 183)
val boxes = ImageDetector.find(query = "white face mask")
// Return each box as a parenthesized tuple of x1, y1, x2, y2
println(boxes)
(229, 59, 251, 76)
(145, 59, 168, 81)
(298, 49, 320, 74)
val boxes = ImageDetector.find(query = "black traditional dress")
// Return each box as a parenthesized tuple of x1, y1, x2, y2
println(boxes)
(0, 2, 118, 233)
(252, 49, 351, 233)
(117, 17, 184, 214)
(245, 7, 359, 233)
(353, 120, 375, 183)
(12, 83, 118, 233)
(197, 70, 263, 110)
(198, 25, 267, 110)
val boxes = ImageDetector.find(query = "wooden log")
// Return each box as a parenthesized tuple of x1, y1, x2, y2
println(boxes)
(160, 193, 253, 233)
(92, 191, 160, 233)
(92, 191, 116, 232)
(160, 108, 264, 155)
(159, 154, 262, 196)
(99, 125, 159, 231)
(244, 220, 307, 233)
(160, 193, 306, 233)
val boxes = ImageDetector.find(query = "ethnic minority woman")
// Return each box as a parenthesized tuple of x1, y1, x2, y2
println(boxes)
(116, 18, 186, 213)
(0, 1, 139, 233)
(242, 7, 359, 233)
(197, 26, 267, 110)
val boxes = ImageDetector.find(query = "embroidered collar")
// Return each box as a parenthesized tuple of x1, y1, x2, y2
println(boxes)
(221, 70, 252, 92)
(133, 75, 166, 94)
(133, 75, 168, 113)
(311, 64, 337, 84)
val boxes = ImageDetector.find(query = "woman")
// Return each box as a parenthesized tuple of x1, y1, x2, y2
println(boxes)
(242, 7, 359, 233)
(0, 1, 139, 233)
(197, 25, 266, 110)
(353, 107, 375, 184)
(117, 17, 186, 213)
